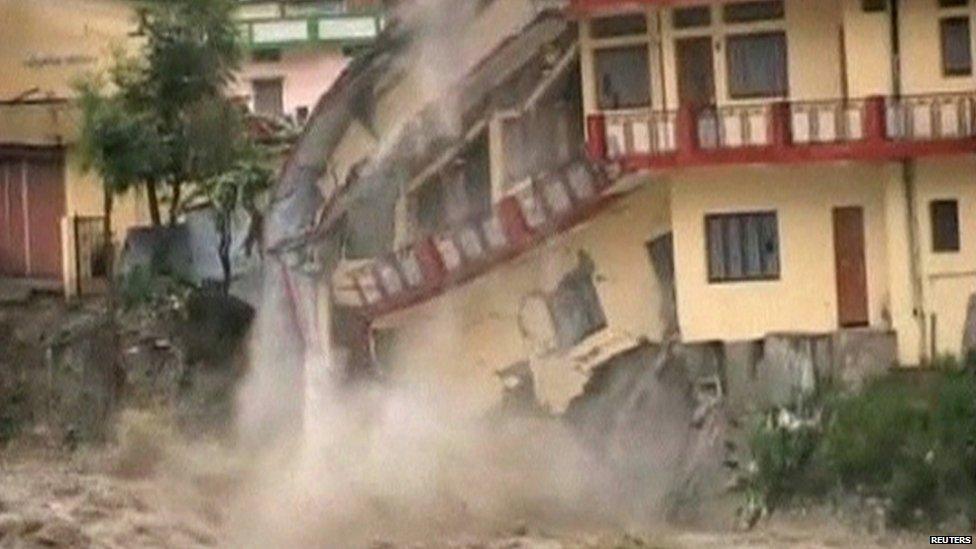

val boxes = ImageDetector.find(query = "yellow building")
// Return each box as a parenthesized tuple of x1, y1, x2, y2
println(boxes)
(271, 0, 976, 417)
(0, 0, 149, 295)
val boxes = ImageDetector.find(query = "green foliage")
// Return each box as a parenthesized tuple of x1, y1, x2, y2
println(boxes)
(747, 370, 976, 529)
(76, 80, 167, 196)
(820, 377, 931, 487)
(118, 263, 193, 312)
(745, 407, 826, 512)
(77, 0, 247, 225)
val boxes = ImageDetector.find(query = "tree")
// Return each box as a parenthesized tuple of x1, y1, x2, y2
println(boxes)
(77, 0, 243, 228)
(202, 160, 272, 294)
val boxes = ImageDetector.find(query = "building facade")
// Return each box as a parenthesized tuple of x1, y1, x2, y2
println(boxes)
(272, 0, 976, 417)
(233, 0, 385, 124)
(0, 0, 149, 295)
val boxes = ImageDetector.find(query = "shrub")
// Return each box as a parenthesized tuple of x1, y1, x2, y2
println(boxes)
(747, 370, 976, 528)
(747, 408, 823, 509)
(820, 376, 930, 488)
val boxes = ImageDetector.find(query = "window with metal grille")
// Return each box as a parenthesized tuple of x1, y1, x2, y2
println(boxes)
(722, 0, 785, 23)
(594, 45, 651, 110)
(931, 199, 961, 252)
(706, 212, 780, 283)
(726, 31, 789, 98)
(252, 78, 283, 116)
(941, 17, 973, 76)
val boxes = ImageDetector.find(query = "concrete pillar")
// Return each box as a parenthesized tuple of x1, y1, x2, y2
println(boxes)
(61, 215, 78, 299)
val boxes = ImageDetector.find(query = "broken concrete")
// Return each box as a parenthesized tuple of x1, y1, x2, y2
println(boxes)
(46, 319, 122, 442)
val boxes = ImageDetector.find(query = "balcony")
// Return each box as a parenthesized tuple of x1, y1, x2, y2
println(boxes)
(586, 92, 976, 171)
(332, 160, 615, 316)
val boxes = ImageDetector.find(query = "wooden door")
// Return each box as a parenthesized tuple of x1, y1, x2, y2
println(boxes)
(0, 156, 65, 280)
(0, 160, 28, 277)
(833, 207, 869, 328)
(25, 158, 66, 279)
(676, 37, 716, 109)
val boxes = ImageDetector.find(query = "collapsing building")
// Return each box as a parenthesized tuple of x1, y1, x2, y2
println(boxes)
(266, 0, 976, 417)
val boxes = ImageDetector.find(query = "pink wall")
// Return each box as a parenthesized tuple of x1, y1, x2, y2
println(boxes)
(235, 45, 351, 123)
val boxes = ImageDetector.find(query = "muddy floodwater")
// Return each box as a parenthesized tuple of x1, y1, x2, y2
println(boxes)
(0, 448, 924, 549)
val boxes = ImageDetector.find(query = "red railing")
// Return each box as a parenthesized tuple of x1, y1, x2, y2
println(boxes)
(586, 93, 976, 168)
(887, 93, 976, 141)
(334, 160, 611, 313)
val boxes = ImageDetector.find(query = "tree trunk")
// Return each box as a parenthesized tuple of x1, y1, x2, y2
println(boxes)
(146, 180, 162, 226)
(102, 188, 114, 278)
(218, 219, 232, 295)
(169, 180, 182, 226)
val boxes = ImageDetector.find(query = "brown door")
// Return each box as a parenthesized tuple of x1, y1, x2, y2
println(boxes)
(833, 207, 869, 327)
(0, 155, 65, 281)
(25, 158, 66, 279)
(676, 37, 716, 109)
(0, 160, 28, 277)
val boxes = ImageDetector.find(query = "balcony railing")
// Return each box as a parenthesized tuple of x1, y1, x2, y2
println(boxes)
(238, 12, 382, 48)
(332, 160, 612, 314)
(587, 92, 976, 169)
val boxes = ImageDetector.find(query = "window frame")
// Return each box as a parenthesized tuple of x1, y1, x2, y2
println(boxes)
(930, 199, 961, 253)
(592, 44, 653, 110)
(667, 3, 789, 105)
(940, 16, 974, 77)
(705, 211, 781, 284)
(721, 0, 786, 24)
(725, 30, 790, 99)
(251, 77, 284, 117)
(587, 9, 654, 112)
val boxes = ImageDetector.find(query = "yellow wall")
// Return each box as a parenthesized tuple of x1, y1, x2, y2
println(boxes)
(840, 0, 893, 97)
(670, 164, 890, 343)
(370, 181, 671, 416)
(913, 157, 976, 358)
(579, 0, 976, 123)
(899, 0, 976, 95)
(0, 0, 147, 293)
(579, 0, 846, 124)
(0, 0, 134, 100)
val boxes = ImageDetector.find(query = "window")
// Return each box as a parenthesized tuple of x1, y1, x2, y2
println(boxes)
(594, 46, 651, 110)
(252, 78, 283, 117)
(726, 32, 788, 98)
(941, 17, 973, 76)
(722, 1, 785, 23)
(939, 0, 969, 8)
(706, 212, 780, 282)
(591, 13, 648, 38)
(547, 253, 606, 348)
(931, 199, 961, 252)
(673, 6, 712, 29)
